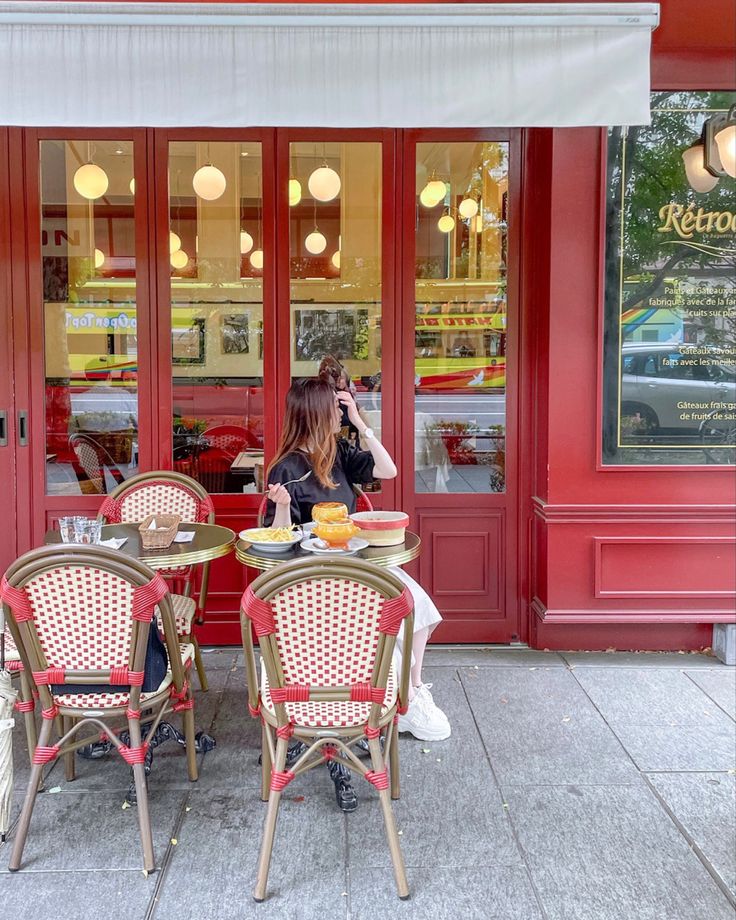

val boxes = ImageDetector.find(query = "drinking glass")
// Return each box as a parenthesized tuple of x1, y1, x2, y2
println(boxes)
(59, 515, 85, 542)
(72, 518, 102, 544)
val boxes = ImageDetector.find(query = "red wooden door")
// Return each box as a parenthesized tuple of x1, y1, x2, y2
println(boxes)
(0, 128, 17, 573)
(398, 131, 523, 643)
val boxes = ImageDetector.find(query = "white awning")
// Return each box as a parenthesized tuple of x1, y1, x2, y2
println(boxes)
(0, 2, 659, 128)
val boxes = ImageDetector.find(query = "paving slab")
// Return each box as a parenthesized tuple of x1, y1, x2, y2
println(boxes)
(686, 670, 736, 720)
(425, 647, 565, 667)
(647, 772, 736, 899)
(349, 867, 545, 920)
(0, 870, 155, 919)
(0, 789, 185, 872)
(573, 668, 736, 771)
(503, 784, 735, 920)
(347, 669, 520, 869)
(461, 667, 639, 785)
(153, 784, 349, 919)
(561, 651, 728, 668)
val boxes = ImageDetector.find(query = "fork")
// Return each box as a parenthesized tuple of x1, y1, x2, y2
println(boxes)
(264, 470, 312, 491)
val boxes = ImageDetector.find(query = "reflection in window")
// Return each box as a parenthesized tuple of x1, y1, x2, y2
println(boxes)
(288, 142, 383, 486)
(414, 142, 509, 493)
(169, 141, 265, 493)
(42, 140, 139, 495)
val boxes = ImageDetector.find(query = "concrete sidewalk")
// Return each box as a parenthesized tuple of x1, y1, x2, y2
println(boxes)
(1, 647, 734, 919)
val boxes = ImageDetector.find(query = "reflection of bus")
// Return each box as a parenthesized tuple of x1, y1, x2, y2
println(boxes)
(414, 308, 507, 391)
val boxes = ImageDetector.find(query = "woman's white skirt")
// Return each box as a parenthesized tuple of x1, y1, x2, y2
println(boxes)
(388, 566, 442, 670)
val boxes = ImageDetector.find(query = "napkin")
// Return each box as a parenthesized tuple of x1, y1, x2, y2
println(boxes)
(99, 537, 128, 549)
(173, 531, 195, 543)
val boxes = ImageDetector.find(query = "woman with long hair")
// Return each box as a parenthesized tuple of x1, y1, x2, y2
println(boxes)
(265, 377, 451, 810)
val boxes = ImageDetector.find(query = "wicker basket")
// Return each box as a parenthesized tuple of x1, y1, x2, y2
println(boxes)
(139, 513, 181, 549)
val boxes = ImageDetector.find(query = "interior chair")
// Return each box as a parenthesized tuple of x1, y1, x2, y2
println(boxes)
(69, 433, 128, 495)
(241, 556, 414, 902)
(98, 470, 215, 691)
(0, 544, 198, 872)
(256, 484, 374, 527)
(197, 424, 256, 494)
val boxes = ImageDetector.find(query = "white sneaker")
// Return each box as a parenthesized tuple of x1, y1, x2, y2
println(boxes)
(397, 683, 451, 741)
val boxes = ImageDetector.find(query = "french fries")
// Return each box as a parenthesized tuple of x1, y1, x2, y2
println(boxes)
(243, 526, 297, 543)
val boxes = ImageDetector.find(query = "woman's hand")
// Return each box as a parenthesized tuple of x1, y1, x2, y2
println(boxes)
(336, 389, 363, 430)
(267, 483, 291, 506)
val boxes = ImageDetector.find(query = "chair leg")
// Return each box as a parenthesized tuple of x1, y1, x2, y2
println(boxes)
(191, 634, 209, 692)
(62, 716, 76, 782)
(18, 672, 37, 760)
(389, 722, 400, 800)
(8, 716, 53, 871)
(182, 695, 199, 783)
(254, 735, 288, 902)
(127, 717, 156, 873)
(368, 735, 409, 899)
(260, 722, 271, 802)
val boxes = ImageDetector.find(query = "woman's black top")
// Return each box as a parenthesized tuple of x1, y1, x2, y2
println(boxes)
(264, 439, 375, 526)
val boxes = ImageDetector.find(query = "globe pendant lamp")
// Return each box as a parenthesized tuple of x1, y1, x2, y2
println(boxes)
(171, 249, 189, 269)
(682, 143, 719, 193)
(308, 165, 341, 202)
(438, 212, 456, 233)
(240, 230, 254, 254)
(192, 164, 227, 201)
(714, 105, 736, 178)
(331, 250, 341, 269)
(458, 197, 479, 219)
(288, 178, 302, 207)
(305, 228, 327, 255)
(250, 249, 264, 270)
(169, 231, 182, 255)
(94, 248, 105, 269)
(129, 178, 136, 195)
(427, 175, 446, 203)
(419, 184, 442, 208)
(74, 163, 109, 200)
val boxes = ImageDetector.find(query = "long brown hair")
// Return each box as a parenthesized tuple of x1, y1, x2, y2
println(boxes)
(268, 378, 338, 489)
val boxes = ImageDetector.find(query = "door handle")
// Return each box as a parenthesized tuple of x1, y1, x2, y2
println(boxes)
(0, 410, 7, 447)
(17, 410, 28, 446)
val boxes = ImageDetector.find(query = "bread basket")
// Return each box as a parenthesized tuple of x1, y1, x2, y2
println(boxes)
(139, 513, 181, 549)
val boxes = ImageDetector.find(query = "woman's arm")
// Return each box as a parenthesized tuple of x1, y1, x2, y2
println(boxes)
(337, 391, 397, 479)
(266, 483, 293, 527)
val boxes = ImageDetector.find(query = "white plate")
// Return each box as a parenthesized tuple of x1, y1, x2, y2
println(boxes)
(238, 529, 303, 552)
(300, 537, 369, 556)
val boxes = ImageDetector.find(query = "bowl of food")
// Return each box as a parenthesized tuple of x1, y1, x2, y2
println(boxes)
(238, 526, 303, 552)
(349, 511, 409, 546)
(312, 518, 361, 550)
(312, 502, 349, 524)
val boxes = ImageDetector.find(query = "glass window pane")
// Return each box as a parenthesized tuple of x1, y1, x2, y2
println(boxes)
(169, 141, 264, 494)
(42, 140, 139, 495)
(288, 141, 383, 490)
(414, 142, 509, 493)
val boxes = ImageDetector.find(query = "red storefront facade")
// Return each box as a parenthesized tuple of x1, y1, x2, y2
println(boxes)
(0, 0, 734, 649)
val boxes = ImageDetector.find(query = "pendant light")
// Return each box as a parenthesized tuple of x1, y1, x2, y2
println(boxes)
(305, 229, 327, 254)
(289, 178, 302, 207)
(94, 248, 105, 269)
(438, 212, 456, 233)
(240, 230, 254, 255)
(419, 172, 446, 208)
(74, 145, 109, 200)
(250, 249, 264, 270)
(308, 165, 341, 202)
(249, 173, 264, 271)
(331, 250, 341, 269)
(171, 249, 189, 269)
(419, 185, 442, 208)
(169, 231, 182, 255)
(129, 178, 136, 196)
(682, 143, 719, 193)
(458, 197, 479, 219)
(193, 148, 226, 200)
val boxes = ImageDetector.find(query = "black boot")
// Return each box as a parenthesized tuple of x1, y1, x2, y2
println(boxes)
(327, 760, 358, 812)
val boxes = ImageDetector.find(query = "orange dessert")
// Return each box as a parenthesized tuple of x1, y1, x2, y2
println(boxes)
(313, 518, 360, 550)
(312, 502, 349, 524)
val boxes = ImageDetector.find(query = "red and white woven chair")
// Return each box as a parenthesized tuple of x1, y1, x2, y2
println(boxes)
(0, 544, 198, 873)
(98, 470, 215, 691)
(241, 556, 414, 901)
(256, 484, 373, 526)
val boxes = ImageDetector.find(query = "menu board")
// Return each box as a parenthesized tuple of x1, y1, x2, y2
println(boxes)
(602, 92, 736, 466)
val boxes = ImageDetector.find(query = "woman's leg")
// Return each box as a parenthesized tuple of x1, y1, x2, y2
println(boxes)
(409, 623, 439, 697)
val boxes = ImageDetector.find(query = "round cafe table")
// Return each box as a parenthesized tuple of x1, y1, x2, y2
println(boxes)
(236, 530, 421, 571)
(45, 521, 236, 569)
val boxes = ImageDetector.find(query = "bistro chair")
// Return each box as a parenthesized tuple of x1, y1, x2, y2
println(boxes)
(69, 433, 127, 495)
(98, 470, 215, 691)
(0, 544, 198, 873)
(241, 556, 414, 901)
(197, 424, 256, 494)
(256, 484, 374, 527)
(1, 624, 38, 757)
